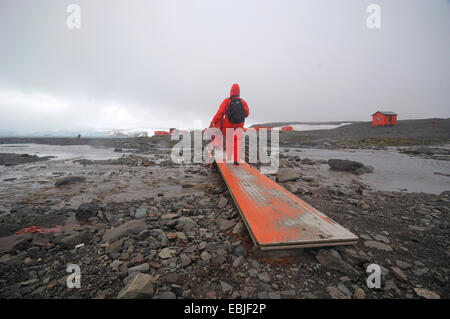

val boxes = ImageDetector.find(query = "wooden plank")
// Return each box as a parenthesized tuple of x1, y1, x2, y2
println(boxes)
(215, 160, 358, 250)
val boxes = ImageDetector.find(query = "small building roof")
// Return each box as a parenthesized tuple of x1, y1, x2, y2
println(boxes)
(372, 111, 397, 116)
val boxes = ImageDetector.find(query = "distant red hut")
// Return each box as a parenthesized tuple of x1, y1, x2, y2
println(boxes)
(154, 131, 170, 136)
(281, 126, 293, 131)
(372, 111, 397, 127)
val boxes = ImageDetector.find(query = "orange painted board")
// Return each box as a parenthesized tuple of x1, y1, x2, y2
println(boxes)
(216, 161, 358, 250)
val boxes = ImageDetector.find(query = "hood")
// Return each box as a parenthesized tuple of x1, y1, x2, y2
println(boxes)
(230, 83, 240, 97)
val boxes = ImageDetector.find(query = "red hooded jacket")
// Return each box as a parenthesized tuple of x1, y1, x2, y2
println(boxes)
(209, 84, 249, 131)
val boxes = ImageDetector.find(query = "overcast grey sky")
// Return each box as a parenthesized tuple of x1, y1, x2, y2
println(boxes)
(0, 0, 449, 133)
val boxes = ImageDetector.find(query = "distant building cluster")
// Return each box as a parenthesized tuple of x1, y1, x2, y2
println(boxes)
(109, 130, 148, 137)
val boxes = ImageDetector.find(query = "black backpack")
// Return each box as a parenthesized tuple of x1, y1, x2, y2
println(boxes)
(227, 97, 246, 124)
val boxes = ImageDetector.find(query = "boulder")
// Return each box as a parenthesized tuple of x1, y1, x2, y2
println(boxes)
(301, 175, 318, 183)
(327, 286, 347, 299)
(363, 241, 393, 252)
(216, 218, 236, 232)
(315, 249, 359, 279)
(159, 247, 177, 259)
(276, 168, 299, 182)
(353, 288, 366, 299)
(362, 165, 374, 173)
(175, 217, 197, 231)
(392, 266, 407, 282)
(134, 207, 147, 219)
(156, 291, 176, 299)
(220, 281, 233, 294)
(105, 239, 123, 255)
(301, 158, 316, 165)
(217, 196, 228, 209)
(117, 273, 154, 299)
(76, 203, 100, 220)
(328, 159, 365, 172)
(102, 220, 147, 243)
(413, 288, 440, 299)
(127, 263, 150, 274)
(328, 186, 356, 196)
(59, 230, 92, 249)
(54, 176, 86, 187)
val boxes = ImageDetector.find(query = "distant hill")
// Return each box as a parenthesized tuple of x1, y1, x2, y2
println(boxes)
(274, 118, 450, 147)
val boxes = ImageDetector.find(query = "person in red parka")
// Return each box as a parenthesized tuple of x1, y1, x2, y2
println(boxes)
(209, 83, 249, 165)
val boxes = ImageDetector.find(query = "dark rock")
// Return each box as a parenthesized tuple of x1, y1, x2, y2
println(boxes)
(328, 159, 365, 172)
(12, 235, 33, 251)
(134, 207, 147, 219)
(353, 287, 366, 299)
(73, 159, 93, 165)
(315, 249, 359, 279)
(220, 281, 233, 294)
(234, 245, 248, 257)
(55, 176, 86, 187)
(180, 254, 191, 267)
(216, 218, 236, 232)
(276, 168, 300, 182)
(127, 263, 150, 274)
(280, 290, 296, 299)
(59, 230, 92, 249)
(217, 196, 228, 209)
(0, 153, 52, 166)
(102, 220, 147, 243)
(391, 266, 407, 282)
(440, 191, 450, 197)
(327, 286, 347, 299)
(175, 217, 196, 231)
(362, 165, 374, 173)
(258, 272, 271, 283)
(301, 158, 315, 165)
(105, 239, 123, 255)
(76, 203, 100, 220)
(363, 241, 393, 251)
(117, 273, 154, 299)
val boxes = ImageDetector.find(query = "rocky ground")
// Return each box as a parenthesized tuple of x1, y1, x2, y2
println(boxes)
(0, 146, 448, 299)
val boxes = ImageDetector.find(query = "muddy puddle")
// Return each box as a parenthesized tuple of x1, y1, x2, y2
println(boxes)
(0, 143, 132, 161)
(284, 147, 450, 194)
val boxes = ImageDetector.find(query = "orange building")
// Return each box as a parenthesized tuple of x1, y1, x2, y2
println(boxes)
(372, 111, 397, 127)
(154, 131, 170, 136)
(281, 126, 293, 131)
